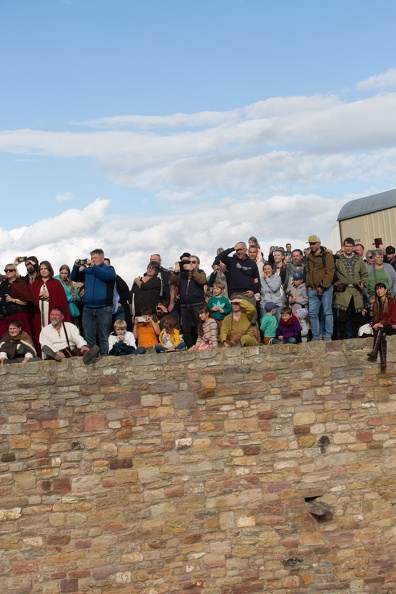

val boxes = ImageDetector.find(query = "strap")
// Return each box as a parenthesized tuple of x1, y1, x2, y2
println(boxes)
(62, 322, 71, 350)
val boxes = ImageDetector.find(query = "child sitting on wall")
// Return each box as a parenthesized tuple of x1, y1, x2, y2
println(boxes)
(133, 308, 160, 349)
(109, 319, 146, 356)
(155, 314, 187, 353)
(189, 306, 218, 350)
(259, 301, 278, 344)
(272, 306, 302, 344)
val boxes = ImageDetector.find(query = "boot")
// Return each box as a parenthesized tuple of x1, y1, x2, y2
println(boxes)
(367, 330, 383, 361)
(380, 336, 387, 371)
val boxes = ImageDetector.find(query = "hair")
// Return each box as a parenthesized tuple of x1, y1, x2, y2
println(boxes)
(274, 248, 287, 271)
(104, 258, 111, 265)
(213, 281, 225, 291)
(39, 261, 54, 279)
(8, 319, 22, 330)
(141, 307, 152, 316)
(90, 249, 104, 258)
(197, 305, 212, 337)
(343, 237, 355, 246)
(373, 282, 389, 323)
(147, 261, 160, 272)
(114, 319, 127, 331)
(59, 265, 71, 277)
(355, 243, 364, 250)
(163, 314, 180, 332)
(5, 263, 20, 278)
(281, 306, 292, 316)
(366, 250, 374, 259)
(373, 249, 384, 258)
(292, 249, 303, 257)
(191, 255, 200, 265)
(51, 306, 64, 315)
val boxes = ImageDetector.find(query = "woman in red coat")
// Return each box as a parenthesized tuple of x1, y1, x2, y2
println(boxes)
(367, 282, 396, 371)
(30, 261, 71, 356)
(0, 263, 35, 336)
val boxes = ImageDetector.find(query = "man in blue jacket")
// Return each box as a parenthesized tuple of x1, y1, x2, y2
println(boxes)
(71, 249, 116, 355)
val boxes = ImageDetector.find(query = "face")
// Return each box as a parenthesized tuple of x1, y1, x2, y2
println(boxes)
(248, 247, 258, 260)
(8, 324, 21, 337)
(150, 255, 161, 265)
(59, 269, 69, 281)
(26, 261, 36, 272)
(286, 244, 291, 251)
(4, 265, 16, 279)
(146, 265, 158, 276)
(263, 264, 272, 276)
(50, 309, 64, 325)
(354, 245, 364, 257)
(235, 243, 247, 259)
(115, 327, 126, 336)
(373, 253, 384, 266)
(343, 242, 355, 256)
(366, 252, 374, 263)
(231, 301, 241, 311)
(199, 311, 210, 321)
(309, 241, 320, 252)
(91, 252, 104, 265)
(376, 285, 387, 298)
(273, 250, 284, 263)
(213, 286, 222, 296)
(281, 313, 292, 322)
(40, 264, 50, 278)
(387, 252, 395, 261)
(293, 278, 303, 286)
(187, 257, 199, 271)
(292, 251, 302, 266)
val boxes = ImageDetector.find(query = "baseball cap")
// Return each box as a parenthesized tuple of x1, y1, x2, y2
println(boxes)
(307, 235, 321, 243)
(292, 271, 305, 280)
(386, 246, 395, 254)
(264, 301, 277, 311)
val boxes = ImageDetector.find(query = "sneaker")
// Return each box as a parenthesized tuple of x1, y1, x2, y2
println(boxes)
(83, 345, 100, 364)
(42, 345, 62, 362)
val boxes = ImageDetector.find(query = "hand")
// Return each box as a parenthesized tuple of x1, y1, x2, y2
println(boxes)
(21, 357, 29, 364)
(81, 346, 89, 354)
(245, 291, 254, 298)
(5, 294, 13, 303)
(223, 341, 230, 348)
(278, 336, 284, 341)
(317, 287, 324, 296)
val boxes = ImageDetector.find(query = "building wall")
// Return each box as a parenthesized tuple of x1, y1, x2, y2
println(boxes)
(1, 340, 396, 593)
(339, 206, 396, 250)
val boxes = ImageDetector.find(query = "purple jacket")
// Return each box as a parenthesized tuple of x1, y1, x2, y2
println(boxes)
(276, 316, 302, 340)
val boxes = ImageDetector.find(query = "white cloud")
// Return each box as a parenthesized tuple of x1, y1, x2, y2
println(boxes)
(56, 191, 73, 204)
(357, 68, 396, 91)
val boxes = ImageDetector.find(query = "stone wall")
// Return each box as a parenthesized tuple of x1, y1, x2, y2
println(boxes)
(1, 338, 396, 594)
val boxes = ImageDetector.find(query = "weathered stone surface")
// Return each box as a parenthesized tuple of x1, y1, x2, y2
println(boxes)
(0, 339, 395, 593)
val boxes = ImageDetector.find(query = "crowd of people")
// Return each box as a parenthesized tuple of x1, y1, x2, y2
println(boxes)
(1, 236, 396, 371)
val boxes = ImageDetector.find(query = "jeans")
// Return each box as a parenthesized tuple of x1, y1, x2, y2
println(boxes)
(82, 305, 113, 355)
(155, 342, 187, 352)
(272, 337, 297, 344)
(308, 286, 334, 340)
(180, 304, 203, 349)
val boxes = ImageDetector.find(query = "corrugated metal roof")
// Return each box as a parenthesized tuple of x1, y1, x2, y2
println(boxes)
(338, 188, 396, 221)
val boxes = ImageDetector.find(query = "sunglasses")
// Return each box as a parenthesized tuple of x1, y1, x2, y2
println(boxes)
(4, 268, 15, 273)
(188, 260, 198, 263)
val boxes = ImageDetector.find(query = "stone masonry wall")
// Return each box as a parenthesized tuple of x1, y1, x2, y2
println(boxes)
(1, 338, 396, 594)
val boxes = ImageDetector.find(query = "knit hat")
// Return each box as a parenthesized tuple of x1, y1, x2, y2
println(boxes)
(297, 308, 308, 319)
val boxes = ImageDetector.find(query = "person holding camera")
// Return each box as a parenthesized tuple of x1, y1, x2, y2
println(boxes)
(0, 263, 35, 336)
(170, 255, 206, 349)
(71, 249, 115, 356)
(131, 261, 161, 317)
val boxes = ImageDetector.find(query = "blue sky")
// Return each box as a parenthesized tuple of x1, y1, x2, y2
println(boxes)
(1, 0, 396, 280)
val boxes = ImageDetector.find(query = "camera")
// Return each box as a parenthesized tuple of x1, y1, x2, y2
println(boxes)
(136, 316, 147, 323)
(180, 261, 191, 271)
(17, 256, 27, 263)
(78, 259, 88, 266)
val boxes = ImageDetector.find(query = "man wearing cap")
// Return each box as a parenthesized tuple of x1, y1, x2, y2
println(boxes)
(305, 235, 335, 341)
(385, 246, 396, 271)
(333, 237, 368, 340)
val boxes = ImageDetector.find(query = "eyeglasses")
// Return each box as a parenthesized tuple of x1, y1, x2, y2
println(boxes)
(235, 249, 245, 252)
(189, 260, 198, 263)
(4, 269, 15, 273)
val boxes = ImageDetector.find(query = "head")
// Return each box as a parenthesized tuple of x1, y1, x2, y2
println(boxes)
(263, 263, 273, 277)
(280, 306, 292, 322)
(273, 249, 285, 265)
(296, 308, 308, 320)
(307, 235, 321, 253)
(39, 261, 54, 280)
(155, 299, 168, 318)
(25, 256, 39, 275)
(291, 249, 303, 267)
(372, 249, 384, 267)
(342, 237, 355, 257)
(198, 305, 211, 321)
(187, 255, 200, 271)
(140, 307, 152, 323)
(374, 282, 388, 298)
(248, 236, 259, 247)
(7, 319, 22, 337)
(386, 246, 396, 262)
(354, 243, 365, 257)
(180, 252, 191, 261)
(235, 242, 247, 260)
(230, 297, 243, 312)
(213, 281, 225, 296)
(103, 258, 111, 266)
(366, 250, 374, 263)
(264, 301, 277, 315)
(150, 254, 162, 266)
(50, 307, 64, 327)
(59, 265, 71, 281)
(248, 245, 259, 261)
(90, 249, 105, 266)
(146, 261, 160, 276)
(292, 271, 305, 286)
(163, 313, 180, 332)
(285, 243, 292, 252)
(113, 319, 127, 336)
(4, 263, 19, 280)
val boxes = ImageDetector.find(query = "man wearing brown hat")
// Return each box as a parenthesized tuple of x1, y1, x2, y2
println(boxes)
(305, 235, 335, 341)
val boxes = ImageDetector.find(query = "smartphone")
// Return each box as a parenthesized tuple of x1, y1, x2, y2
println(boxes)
(374, 238, 383, 248)
(136, 316, 146, 323)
